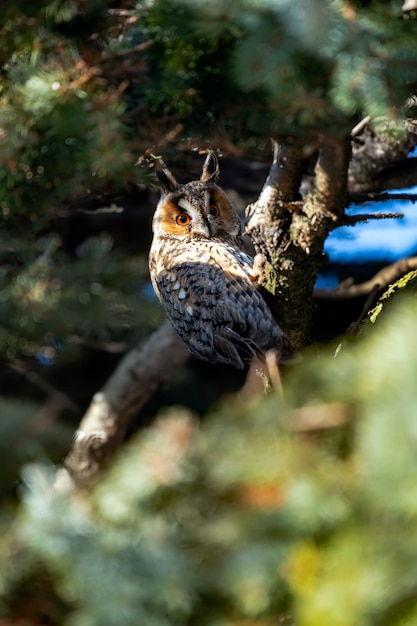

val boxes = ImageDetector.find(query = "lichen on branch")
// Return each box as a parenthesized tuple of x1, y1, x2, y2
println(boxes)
(246, 137, 351, 348)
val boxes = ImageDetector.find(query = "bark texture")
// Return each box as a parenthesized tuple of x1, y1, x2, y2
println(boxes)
(349, 119, 417, 192)
(246, 138, 351, 348)
(56, 322, 189, 489)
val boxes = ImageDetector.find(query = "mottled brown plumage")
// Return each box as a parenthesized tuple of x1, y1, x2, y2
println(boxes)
(149, 153, 294, 369)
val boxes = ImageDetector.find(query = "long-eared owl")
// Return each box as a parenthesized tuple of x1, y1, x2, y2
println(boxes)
(148, 153, 294, 369)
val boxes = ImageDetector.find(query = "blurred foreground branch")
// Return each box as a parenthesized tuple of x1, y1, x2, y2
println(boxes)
(56, 322, 189, 490)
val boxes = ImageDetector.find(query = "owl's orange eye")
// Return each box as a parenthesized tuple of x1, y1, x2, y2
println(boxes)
(209, 204, 220, 217)
(176, 213, 191, 226)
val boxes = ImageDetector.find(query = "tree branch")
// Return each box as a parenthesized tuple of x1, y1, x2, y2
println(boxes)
(341, 212, 404, 225)
(246, 137, 350, 348)
(349, 121, 417, 193)
(55, 322, 190, 490)
(348, 192, 417, 205)
(245, 142, 309, 258)
(314, 255, 417, 299)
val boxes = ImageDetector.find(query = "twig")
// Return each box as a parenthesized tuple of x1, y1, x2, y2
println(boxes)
(101, 40, 152, 61)
(265, 350, 284, 397)
(351, 116, 371, 137)
(288, 402, 351, 431)
(108, 9, 138, 17)
(8, 360, 79, 414)
(314, 255, 417, 299)
(341, 212, 404, 225)
(347, 284, 381, 334)
(349, 192, 417, 205)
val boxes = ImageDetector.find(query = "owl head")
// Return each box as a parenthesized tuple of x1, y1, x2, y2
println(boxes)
(152, 153, 242, 242)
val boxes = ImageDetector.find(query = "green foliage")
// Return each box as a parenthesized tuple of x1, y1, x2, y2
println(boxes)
(135, 0, 417, 141)
(0, 0, 164, 419)
(139, 1, 227, 117)
(0, 230, 156, 494)
(0, 1, 136, 232)
(0, 396, 72, 498)
(1, 298, 417, 624)
(2, 0, 416, 212)
(0, 63, 133, 231)
(0, 234, 158, 363)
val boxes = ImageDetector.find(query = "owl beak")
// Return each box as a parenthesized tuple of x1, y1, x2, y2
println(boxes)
(191, 214, 213, 238)
(193, 222, 211, 238)
(207, 215, 219, 236)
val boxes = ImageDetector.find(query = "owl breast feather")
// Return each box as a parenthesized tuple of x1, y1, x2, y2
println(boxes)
(150, 239, 290, 369)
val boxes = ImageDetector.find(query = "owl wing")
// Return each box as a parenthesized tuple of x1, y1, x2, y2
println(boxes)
(153, 258, 245, 367)
(213, 264, 293, 366)
(153, 245, 291, 369)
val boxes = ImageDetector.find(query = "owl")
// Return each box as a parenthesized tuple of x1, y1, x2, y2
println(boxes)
(148, 153, 295, 370)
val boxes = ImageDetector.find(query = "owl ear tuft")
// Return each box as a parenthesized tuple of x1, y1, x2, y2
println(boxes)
(155, 159, 178, 192)
(201, 152, 219, 183)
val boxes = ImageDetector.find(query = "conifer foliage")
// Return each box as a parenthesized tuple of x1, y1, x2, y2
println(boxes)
(4, 300, 417, 625)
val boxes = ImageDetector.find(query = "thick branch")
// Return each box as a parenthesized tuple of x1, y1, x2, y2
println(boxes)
(302, 137, 350, 248)
(245, 142, 310, 258)
(268, 142, 310, 203)
(246, 137, 350, 348)
(55, 322, 189, 490)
